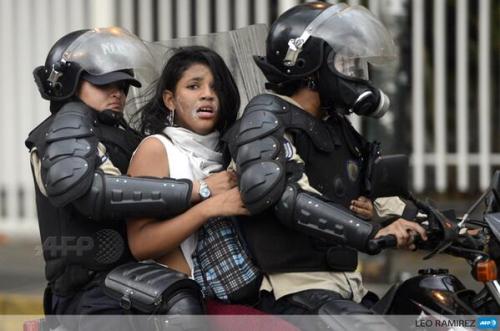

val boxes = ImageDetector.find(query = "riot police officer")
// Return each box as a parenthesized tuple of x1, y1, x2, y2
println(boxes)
(26, 27, 204, 317)
(224, 1, 427, 321)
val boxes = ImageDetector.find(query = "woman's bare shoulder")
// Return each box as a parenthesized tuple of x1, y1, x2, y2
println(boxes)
(128, 136, 169, 177)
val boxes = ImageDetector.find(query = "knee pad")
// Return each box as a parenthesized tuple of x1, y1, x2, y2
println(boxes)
(158, 287, 205, 315)
(287, 289, 374, 314)
(287, 290, 397, 331)
(318, 297, 374, 315)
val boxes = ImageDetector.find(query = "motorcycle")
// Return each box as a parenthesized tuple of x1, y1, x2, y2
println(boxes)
(25, 169, 500, 330)
(367, 170, 500, 316)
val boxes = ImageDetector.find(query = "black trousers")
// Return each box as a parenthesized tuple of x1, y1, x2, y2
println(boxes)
(46, 273, 205, 331)
(51, 284, 125, 315)
(257, 289, 377, 315)
(46, 281, 130, 331)
(257, 289, 393, 331)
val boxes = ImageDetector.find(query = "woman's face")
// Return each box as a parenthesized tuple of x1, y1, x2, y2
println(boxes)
(163, 63, 220, 135)
(77, 80, 127, 112)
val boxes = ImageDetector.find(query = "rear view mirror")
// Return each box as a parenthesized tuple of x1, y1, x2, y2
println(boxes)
(488, 170, 500, 212)
(491, 171, 500, 197)
(369, 154, 409, 199)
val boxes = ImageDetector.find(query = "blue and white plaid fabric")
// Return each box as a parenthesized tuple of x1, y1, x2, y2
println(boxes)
(192, 217, 260, 302)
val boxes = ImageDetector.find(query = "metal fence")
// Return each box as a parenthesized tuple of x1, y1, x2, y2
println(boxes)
(0, 0, 498, 238)
(411, 0, 499, 193)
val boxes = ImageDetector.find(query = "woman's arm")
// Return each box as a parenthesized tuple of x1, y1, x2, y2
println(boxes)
(127, 137, 247, 261)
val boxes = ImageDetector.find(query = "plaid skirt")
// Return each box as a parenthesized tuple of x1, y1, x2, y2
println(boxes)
(192, 217, 261, 303)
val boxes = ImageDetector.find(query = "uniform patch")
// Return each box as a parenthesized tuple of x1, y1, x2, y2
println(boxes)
(347, 160, 360, 182)
(283, 140, 294, 160)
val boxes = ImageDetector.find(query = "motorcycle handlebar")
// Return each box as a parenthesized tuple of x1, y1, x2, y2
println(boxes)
(366, 235, 398, 255)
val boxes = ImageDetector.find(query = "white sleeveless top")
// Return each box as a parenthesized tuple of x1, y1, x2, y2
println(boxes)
(146, 134, 198, 277)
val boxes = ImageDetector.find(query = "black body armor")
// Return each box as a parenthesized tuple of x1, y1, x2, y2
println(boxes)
(225, 94, 379, 273)
(25, 102, 192, 296)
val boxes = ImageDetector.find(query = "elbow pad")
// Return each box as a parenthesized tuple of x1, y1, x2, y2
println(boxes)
(224, 94, 335, 214)
(73, 172, 192, 222)
(226, 96, 288, 214)
(233, 108, 288, 214)
(275, 184, 380, 253)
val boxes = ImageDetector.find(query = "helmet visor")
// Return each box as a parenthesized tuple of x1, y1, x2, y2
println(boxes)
(62, 27, 156, 85)
(311, 5, 397, 78)
(328, 54, 370, 80)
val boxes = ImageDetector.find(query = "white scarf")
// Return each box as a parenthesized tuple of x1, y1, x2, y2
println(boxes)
(163, 126, 223, 180)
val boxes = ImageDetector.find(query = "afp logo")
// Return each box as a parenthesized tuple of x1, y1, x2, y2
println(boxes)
(477, 317, 498, 329)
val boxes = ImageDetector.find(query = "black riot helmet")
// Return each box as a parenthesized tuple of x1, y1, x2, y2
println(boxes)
(254, 2, 328, 84)
(254, 2, 397, 118)
(33, 27, 154, 112)
(34, 29, 89, 102)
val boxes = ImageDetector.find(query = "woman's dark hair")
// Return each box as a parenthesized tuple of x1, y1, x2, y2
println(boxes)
(132, 46, 240, 136)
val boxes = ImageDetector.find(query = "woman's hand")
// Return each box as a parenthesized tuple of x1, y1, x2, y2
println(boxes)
(205, 187, 249, 217)
(375, 218, 428, 250)
(350, 196, 374, 220)
(203, 170, 238, 196)
(191, 171, 237, 203)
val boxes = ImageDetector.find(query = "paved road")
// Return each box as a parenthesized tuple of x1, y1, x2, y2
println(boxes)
(0, 240, 45, 295)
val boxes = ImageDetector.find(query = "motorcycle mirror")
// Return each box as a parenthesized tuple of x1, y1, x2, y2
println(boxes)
(492, 171, 500, 193)
(485, 213, 500, 243)
(369, 154, 409, 199)
(488, 171, 500, 212)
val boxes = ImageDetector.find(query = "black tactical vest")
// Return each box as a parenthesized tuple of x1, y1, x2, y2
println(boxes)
(293, 113, 368, 207)
(25, 105, 141, 296)
(237, 96, 370, 273)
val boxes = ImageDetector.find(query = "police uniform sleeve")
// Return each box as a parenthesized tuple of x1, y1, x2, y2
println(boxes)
(39, 102, 192, 221)
(373, 196, 419, 224)
(226, 94, 380, 253)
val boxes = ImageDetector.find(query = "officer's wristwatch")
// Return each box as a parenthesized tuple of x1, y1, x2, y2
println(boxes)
(198, 180, 211, 200)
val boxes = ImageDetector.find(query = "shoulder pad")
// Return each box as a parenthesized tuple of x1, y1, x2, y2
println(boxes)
(46, 102, 96, 142)
(235, 94, 293, 146)
(25, 115, 53, 150)
(242, 94, 334, 152)
(237, 110, 283, 146)
(42, 102, 99, 170)
(288, 105, 334, 152)
(244, 94, 291, 116)
(40, 102, 100, 206)
(44, 136, 98, 162)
